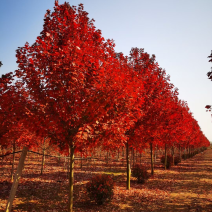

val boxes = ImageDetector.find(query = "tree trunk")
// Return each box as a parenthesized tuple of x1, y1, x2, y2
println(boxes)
(126, 142, 131, 190)
(172, 146, 175, 165)
(11, 142, 16, 182)
(179, 145, 181, 162)
(122, 146, 124, 166)
(154, 146, 157, 163)
(6, 146, 28, 212)
(86, 148, 88, 168)
(150, 142, 154, 175)
(68, 147, 71, 178)
(81, 151, 83, 169)
(41, 148, 45, 175)
(164, 144, 167, 170)
(68, 145, 75, 212)
(41, 139, 46, 175)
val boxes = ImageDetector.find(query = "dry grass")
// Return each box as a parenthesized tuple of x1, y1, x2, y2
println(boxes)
(1, 148, 212, 211)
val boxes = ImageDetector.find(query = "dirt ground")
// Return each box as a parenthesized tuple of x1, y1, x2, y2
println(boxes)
(1, 148, 212, 212)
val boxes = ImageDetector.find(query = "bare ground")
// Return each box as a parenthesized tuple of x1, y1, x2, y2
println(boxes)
(1, 148, 212, 212)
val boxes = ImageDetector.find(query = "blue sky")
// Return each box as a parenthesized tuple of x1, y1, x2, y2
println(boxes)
(1, 0, 212, 141)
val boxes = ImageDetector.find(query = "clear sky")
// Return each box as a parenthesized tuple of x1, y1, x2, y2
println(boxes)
(1, 0, 212, 141)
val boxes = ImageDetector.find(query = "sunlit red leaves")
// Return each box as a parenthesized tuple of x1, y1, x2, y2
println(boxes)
(2, 1, 210, 158)
(14, 2, 137, 153)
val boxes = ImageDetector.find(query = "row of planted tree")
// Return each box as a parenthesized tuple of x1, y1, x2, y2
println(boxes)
(2, 141, 207, 181)
(0, 1, 210, 212)
(1, 142, 208, 209)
